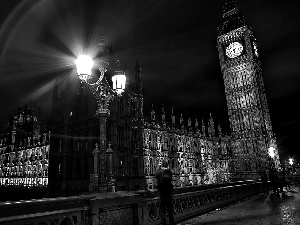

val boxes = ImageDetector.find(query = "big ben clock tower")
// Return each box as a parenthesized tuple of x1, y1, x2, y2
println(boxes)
(217, 0, 280, 178)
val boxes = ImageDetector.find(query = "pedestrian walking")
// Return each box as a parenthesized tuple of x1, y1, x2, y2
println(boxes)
(156, 160, 175, 225)
(269, 170, 280, 195)
(283, 172, 291, 191)
(261, 170, 269, 194)
(279, 171, 285, 193)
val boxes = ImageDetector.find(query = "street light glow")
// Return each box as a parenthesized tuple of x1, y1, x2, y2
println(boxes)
(112, 71, 126, 95)
(75, 55, 94, 82)
(268, 146, 275, 158)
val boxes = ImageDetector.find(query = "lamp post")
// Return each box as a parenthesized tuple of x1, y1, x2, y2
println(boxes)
(289, 158, 294, 166)
(75, 54, 126, 192)
(289, 158, 294, 174)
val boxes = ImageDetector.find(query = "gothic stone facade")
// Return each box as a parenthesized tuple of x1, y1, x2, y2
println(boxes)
(0, 105, 50, 188)
(142, 111, 232, 190)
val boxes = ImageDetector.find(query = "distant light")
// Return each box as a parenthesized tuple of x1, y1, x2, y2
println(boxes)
(289, 158, 294, 166)
(268, 147, 275, 158)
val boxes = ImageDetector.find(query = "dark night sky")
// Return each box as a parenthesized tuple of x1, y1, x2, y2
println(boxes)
(0, 0, 300, 162)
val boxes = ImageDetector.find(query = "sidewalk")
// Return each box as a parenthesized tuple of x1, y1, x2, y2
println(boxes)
(180, 186, 300, 225)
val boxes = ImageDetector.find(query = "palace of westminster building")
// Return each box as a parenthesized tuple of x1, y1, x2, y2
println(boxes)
(0, 0, 280, 193)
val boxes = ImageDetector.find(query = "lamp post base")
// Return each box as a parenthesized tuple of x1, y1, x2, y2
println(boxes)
(106, 184, 115, 192)
(89, 183, 107, 192)
(89, 173, 107, 192)
(89, 184, 98, 192)
(106, 177, 116, 192)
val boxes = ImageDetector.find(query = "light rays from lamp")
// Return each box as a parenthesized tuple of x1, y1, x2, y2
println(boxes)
(0, 0, 83, 85)
(0, 0, 204, 101)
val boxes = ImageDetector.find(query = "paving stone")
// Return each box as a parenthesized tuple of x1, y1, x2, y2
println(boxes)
(181, 186, 300, 225)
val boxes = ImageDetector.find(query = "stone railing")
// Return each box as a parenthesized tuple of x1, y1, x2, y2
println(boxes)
(0, 195, 91, 225)
(0, 181, 261, 225)
(139, 180, 261, 225)
(0, 192, 142, 225)
(289, 174, 300, 186)
(88, 192, 142, 225)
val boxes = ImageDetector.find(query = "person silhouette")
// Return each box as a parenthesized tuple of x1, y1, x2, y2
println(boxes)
(156, 160, 175, 225)
(261, 170, 269, 194)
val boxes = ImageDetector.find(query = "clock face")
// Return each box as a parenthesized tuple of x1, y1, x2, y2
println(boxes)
(253, 42, 259, 57)
(225, 42, 244, 58)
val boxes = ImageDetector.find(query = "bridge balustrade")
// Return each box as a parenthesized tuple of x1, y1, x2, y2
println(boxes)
(140, 180, 261, 225)
(0, 180, 261, 225)
(289, 174, 300, 186)
(0, 195, 91, 225)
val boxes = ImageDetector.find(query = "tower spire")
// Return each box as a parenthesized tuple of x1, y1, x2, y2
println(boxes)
(219, 0, 245, 35)
(161, 104, 166, 126)
(208, 113, 215, 137)
(222, 0, 237, 16)
(150, 104, 155, 122)
(201, 119, 206, 137)
(171, 108, 175, 127)
(135, 59, 142, 94)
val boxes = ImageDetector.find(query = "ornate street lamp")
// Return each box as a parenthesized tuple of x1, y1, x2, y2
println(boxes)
(75, 54, 126, 192)
(289, 158, 294, 175)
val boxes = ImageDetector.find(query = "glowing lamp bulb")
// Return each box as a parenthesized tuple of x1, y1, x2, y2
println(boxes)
(112, 71, 126, 95)
(268, 147, 275, 158)
(289, 158, 294, 166)
(75, 55, 94, 82)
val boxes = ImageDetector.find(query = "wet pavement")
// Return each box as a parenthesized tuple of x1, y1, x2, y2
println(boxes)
(181, 186, 300, 225)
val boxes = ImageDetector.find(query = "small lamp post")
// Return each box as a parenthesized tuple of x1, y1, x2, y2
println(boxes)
(268, 146, 275, 171)
(289, 158, 294, 174)
(289, 158, 294, 166)
(268, 147, 275, 158)
(75, 54, 126, 192)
